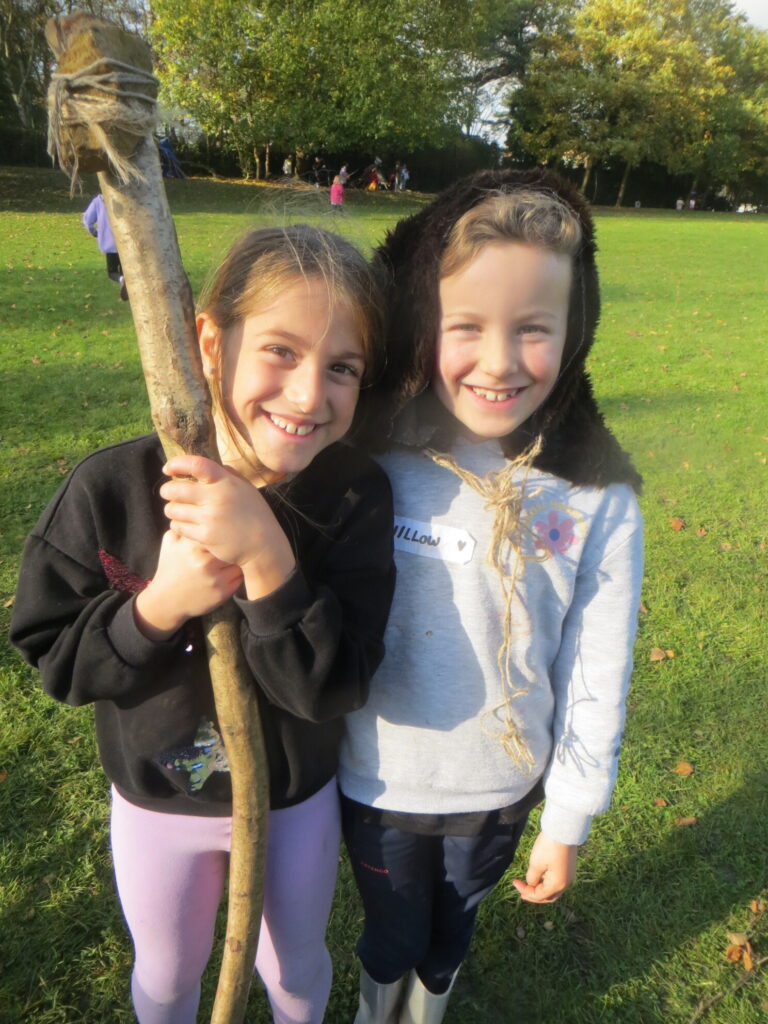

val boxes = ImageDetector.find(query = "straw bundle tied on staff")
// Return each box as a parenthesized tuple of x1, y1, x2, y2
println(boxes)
(45, 13, 269, 1024)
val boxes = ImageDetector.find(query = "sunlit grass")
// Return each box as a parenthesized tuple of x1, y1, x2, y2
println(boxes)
(1, 166, 767, 1022)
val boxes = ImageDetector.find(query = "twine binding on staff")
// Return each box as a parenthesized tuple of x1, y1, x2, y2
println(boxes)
(426, 435, 544, 770)
(47, 58, 158, 192)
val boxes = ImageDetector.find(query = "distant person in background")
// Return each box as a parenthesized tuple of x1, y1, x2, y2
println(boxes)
(398, 163, 410, 191)
(312, 156, 327, 188)
(330, 174, 345, 212)
(339, 164, 350, 186)
(676, 197, 685, 211)
(157, 137, 185, 179)
(283, 156, 293, 177)
(82, 193, 128, 302)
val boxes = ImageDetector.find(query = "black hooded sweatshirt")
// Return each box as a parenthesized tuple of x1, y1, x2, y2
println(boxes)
(10, 435, 395, 814)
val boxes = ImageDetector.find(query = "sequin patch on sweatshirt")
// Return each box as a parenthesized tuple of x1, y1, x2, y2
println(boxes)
(528, 503, 585, 559)
(157, 719, 230, 792)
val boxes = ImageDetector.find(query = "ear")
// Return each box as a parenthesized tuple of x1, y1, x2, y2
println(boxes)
(197, 313, 220, 379)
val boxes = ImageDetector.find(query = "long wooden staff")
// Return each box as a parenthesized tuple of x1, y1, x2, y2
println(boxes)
(44, 14, 268, 1024)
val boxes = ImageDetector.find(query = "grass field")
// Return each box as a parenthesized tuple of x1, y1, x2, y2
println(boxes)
(1, 165, 767, 1024)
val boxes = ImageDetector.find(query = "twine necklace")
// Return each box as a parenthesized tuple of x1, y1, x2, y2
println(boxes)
(426, 434, 544, 770)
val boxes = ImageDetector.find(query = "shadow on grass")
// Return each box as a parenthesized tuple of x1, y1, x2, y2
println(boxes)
(3, 649, 766, 1024)
(0, 663, 132, 1021)
(458, 768, 768, 1024)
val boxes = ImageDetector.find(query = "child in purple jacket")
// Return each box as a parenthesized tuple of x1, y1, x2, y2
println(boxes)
(82, 193, 128, 300)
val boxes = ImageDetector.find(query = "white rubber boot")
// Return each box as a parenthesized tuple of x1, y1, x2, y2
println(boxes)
(354, 965, 406, 1024)
(398, 969, 458, 1024)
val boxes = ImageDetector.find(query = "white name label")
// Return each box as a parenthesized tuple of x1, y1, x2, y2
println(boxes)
(392, 516, 477, 565)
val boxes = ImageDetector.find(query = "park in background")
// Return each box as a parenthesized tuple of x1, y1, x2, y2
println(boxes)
(2, 0, 768, 207)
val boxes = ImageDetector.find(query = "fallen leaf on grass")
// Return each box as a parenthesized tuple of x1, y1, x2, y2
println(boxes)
(672, 761, 694, 776)
(696, 526, 708, 537)
(725, 933, 755, 971)
(721, 542, 732, 551)
(650, 647, 668, 662)
(0, 770, 8, 784)
(543, 920, 555, 931)
(639, 600, 650, 615)
(3, 597, 13, 608)
(654, 798, 668, 807)
(675, 816, 698, 826)
(670, 516, 686, 531)
(750, 899, 765, 914)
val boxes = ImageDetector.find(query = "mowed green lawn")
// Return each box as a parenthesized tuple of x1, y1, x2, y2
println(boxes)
(1, 166, 766, 1023)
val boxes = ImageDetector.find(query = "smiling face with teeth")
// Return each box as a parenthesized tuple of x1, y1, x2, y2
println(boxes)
(199, 276, 366, 483)
(434, 241, 572, 443)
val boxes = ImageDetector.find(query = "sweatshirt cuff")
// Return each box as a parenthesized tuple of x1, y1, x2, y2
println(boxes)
(540, 801, 593, 846)
(234, 566, 314, 636)
(107, 595, 182, 667)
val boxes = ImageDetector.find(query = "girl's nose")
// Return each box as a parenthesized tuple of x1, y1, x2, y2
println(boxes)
(479, 332, 517, 379)
(285, 362, 326, 414)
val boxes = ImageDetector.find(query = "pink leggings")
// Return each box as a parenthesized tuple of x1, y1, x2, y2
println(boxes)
(110, 779, 340, 1024)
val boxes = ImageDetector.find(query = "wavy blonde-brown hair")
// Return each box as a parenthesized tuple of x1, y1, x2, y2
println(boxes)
(440, 188, 583, 279)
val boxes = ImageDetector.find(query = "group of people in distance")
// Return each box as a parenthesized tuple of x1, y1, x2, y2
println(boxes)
(12, 166, 643, 1024)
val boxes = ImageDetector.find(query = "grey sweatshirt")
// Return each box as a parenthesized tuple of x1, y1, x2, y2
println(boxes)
(339, 438, 644, 846)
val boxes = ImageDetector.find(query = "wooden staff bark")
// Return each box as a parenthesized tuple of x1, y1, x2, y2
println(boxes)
(45, 14, 268, 1024)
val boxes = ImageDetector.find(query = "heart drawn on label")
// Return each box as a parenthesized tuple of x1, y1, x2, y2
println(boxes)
(457, 540, 466, 551)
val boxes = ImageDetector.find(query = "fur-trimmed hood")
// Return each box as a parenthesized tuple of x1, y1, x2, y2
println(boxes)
(368, 167, 641, 493)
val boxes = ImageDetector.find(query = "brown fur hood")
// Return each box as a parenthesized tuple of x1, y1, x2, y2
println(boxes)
(367, 167, 641, 493)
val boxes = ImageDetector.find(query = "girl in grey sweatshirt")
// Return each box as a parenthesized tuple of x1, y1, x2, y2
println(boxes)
(338, 169, 644, 1024)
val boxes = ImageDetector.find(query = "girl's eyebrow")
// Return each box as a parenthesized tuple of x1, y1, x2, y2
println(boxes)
(333, 349, 366, 362)
(256, 328, 304, 343)
(254, 329, 365, 363)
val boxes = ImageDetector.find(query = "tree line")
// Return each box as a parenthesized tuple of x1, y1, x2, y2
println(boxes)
(2, 0, 767, 204)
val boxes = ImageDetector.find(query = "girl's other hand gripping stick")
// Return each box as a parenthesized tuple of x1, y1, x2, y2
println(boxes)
(512, 831, 578, 904)
(134, 532, 244, 642)
(160, 455, 296, 600)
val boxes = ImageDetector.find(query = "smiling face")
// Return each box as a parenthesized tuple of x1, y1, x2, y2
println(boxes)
(434, 241, 572, 443)
(199, 276, 365, 483)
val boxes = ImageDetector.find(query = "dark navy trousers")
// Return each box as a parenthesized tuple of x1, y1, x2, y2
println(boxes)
(341, 796, 528, 994)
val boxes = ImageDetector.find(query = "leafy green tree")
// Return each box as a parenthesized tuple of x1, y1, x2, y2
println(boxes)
(505, 0, 768, 204)
(0, 0, 149, 135)
(0, 0, 59, 130)
(149, 0, 485, 177)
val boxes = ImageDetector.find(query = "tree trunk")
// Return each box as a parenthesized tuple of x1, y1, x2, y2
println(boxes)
(615, 162, 632, 207)
(264, 142, 271, 178)
(580, 156, 593, 195)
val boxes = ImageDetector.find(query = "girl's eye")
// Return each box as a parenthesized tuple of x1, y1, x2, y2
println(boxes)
(519, 324, 549, 337)
(448, 323, 481, 335)
(265, 345, 295, 360)
(330, 361, 363, 379)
